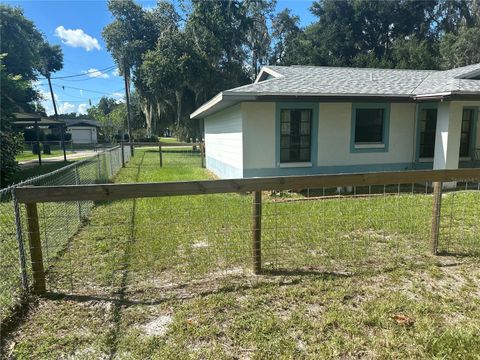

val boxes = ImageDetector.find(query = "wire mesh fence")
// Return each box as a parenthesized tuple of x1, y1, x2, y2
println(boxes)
(126, 142, 204, 170)
(11, 149, 480, 310)
(0, 145, 131, 326)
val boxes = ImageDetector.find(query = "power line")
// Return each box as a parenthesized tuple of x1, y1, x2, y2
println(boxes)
(52, 83, 124, 96)
(39, 65, 116, 80)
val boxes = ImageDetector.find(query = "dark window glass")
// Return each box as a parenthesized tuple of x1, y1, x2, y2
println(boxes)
(460, 109, 473, 157)
(419, 108, 437, 158)
(354, 108, 384, 143)
(280, 109, 312, 163)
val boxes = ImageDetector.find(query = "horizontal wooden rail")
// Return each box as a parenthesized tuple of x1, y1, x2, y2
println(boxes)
(14, 169, 480, 204)
(122, 141, 200, 147)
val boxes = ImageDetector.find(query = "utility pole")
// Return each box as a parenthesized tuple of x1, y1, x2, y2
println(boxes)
(47, 75, 67, 161)
(123, 57, 133, 155)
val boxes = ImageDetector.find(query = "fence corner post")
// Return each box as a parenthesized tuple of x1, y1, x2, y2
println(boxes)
(25, 202, 46, 295)
(159, 143, 163, 167)
(431, 181, 443, 255)
(252, 191, 262, 274)
(121, 142, 125, 168)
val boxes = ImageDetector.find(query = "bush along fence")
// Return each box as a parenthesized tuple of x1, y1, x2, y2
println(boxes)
(11, 168, 480, 302)
(0, 145, 131, 328)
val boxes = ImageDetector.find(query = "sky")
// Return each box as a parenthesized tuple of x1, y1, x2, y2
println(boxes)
(5, 0, 316, 116)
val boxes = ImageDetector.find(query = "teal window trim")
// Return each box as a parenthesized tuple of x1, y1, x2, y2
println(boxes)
(275, 102, 319, 167)
(462, 106, 478, 158)
(415, 102, 438, 163)
(350, 103, 390, 153)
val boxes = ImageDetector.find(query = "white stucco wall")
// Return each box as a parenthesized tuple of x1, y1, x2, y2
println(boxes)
(241, 102, 418, 175)
(204, 104, 243, 178)
(242, 102, 276, 168)
(204, 100, 479, 179)
(318, 103, 416, 167)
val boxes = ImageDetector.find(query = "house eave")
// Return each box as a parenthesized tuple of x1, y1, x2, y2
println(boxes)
(413, 91, 480, 101)
(191, 91, 480, 120)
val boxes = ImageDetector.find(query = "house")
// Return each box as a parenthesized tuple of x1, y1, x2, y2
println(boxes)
(191, 63, 480, 179)
(63, 119, 99, 144)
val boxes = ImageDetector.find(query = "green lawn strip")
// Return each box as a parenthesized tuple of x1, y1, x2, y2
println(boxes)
(4, 148, 480, 359)
(15, 151, 76, 162)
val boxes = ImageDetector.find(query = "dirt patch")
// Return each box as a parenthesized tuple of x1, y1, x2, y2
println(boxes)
(143, 314, 173, 337)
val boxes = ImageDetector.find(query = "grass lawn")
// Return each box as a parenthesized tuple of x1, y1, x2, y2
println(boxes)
(3, 149, 480, 359)
(15, 151, 74, 162)
(159, 137, 179, 143)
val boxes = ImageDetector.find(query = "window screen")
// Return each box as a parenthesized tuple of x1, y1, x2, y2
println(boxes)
(280, 109, 312, 163)
(419, 108, 437, 158)
(460, 109, 473, 157)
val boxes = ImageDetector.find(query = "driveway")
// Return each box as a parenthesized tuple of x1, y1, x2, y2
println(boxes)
(19, 150, 97, 169)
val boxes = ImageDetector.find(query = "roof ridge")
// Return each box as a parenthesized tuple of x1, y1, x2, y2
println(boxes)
(266, 65, 437, 73)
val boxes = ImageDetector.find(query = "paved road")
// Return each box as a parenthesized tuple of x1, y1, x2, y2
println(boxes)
(19, 150, 97, 169)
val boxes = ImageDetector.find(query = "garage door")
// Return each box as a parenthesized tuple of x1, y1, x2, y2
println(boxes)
(71, 129, 93, 144)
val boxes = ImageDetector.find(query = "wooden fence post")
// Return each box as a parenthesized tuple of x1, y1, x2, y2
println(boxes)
(200, 142, 205, 168)
(159, 144, 163, 167)
(252, 191, 262, 274)
(431, 181, 443, 255)
(25, 203, 46, 294)
(121, 142, 125, 168)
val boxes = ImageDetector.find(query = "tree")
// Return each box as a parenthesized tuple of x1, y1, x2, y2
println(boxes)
(290, 0, 439, 69)
(0, 5, 43, 81)
(0, 57, 33, 186)
(440, 27, 480, 68)
(0, 4, 63, 186)
(270, 9, 303, 65)
(245, 0, 276, 79)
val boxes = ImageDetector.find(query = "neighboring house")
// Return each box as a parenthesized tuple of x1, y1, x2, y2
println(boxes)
(191, 63, 480, 179)
(63, 119, 99, 144)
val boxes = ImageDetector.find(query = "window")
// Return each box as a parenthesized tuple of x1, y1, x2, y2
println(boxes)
(460, 108, 474, 157)
(280, 109, 312, 163)
(354, 108, 385, 144)
(419, 108, 437, 158)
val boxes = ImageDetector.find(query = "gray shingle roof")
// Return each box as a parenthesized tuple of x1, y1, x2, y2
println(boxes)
(191, 63, 480, 119)
(227, 64, 480, 97)
(63, 119, 99, 127)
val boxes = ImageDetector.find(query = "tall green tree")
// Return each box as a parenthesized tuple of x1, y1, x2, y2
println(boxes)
(245, 0, 276, 79)
(0, 4, 63, 186)
(440, 27, 480, 68)
(270, 9, 304, 65)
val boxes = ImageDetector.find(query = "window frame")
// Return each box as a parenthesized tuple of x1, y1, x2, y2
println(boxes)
(350, 103, 390, 153)
(276, 102, 318, 167)
(418, 107, 438, 159)
(459, 107, 478, 158)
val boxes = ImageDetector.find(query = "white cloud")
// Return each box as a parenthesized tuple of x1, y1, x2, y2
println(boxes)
(112, 68, 120, 77)
(77, 103, 89, 115)
(54, 26, 101, 51)
(82, 68, 109, 79)
(58, 102, 76, 114)
(111, 92, 125, 104)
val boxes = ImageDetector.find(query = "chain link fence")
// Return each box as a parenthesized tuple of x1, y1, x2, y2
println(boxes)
(0, 145, 131, 327)
(10, 148, 479, 309)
